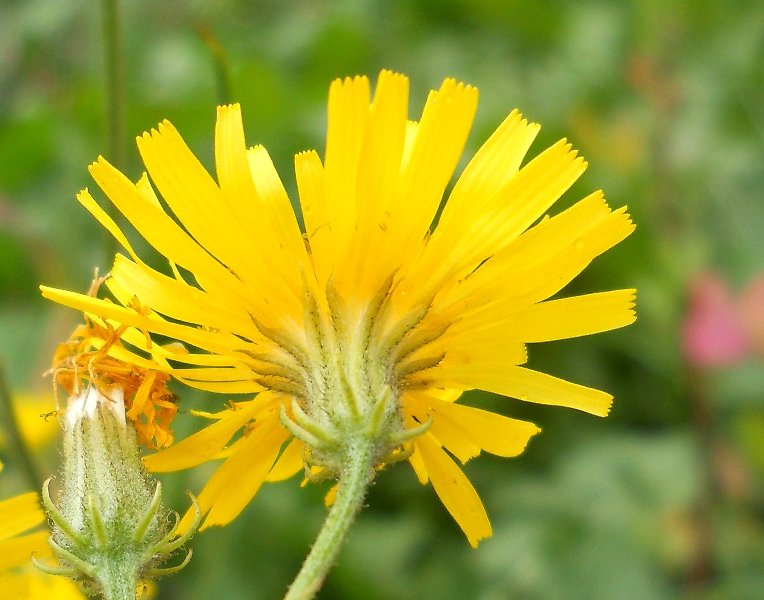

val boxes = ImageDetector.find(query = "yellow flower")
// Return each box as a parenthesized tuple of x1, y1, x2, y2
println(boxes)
(0, 483, 81, 598)
(41, 71, 635, 547)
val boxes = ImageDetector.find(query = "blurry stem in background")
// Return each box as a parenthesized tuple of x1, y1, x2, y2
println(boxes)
(634, 17, 721, 592)
(0, 360, 41, 489)
(100, 0, 126, 260)
(685, 367, 718, 589)
(198, 27, 234, 105)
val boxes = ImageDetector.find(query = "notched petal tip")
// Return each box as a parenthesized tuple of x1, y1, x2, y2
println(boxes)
(157, 119, 175, 132)
(598, 394, 614, 417)
(469, 527, 493, 549)
(90, 156, 109, 171)
(217, 102, 241, 113)
(332, 74, 369, 88)
(136, 130, 155, 145)
(377, 68, 408, 82)
(76, 188, 92, 202)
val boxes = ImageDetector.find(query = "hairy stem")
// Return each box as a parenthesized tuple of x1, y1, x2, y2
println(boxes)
(284, 436, 375, 600)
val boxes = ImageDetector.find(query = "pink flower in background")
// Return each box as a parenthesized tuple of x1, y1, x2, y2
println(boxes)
(739, 276, 764, 355)
(682, 273, 751, 368)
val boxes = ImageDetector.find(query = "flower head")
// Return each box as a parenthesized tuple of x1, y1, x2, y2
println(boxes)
(42, 71, 635, 546)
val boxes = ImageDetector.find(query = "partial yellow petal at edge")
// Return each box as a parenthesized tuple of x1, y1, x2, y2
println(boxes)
(266, 438, 304, 482)
(0, 530, 48, 571)
(0, 493, 44, 541)
(415, 433, 491, 547)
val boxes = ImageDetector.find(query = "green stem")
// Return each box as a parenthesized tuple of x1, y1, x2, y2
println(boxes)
(100, 0, 125, 259)
(198, 27, 233, 105)
(0, 361, 41, 488)
(99, 560, 138, 600)
(285, 437, 375, 600)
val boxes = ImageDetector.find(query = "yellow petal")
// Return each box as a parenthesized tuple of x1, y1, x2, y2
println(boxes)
(355, 71, 408, 230)
(142, 398, 266, 472)
(215, 104, 305, 289)
(490, 190, 627, 275)
(0, 493, 44, 540)
(87, 156, 245, 301)
(333, 72, 411, 297)
(433, 193, 635, 322)
(164, 366, 254, 383)
(215, 104, 257, 200)
(0, 575, 27, 598)
(409, 139, 586, 303)
(450, 139, 586, 275)
(135, 122, 250, 277)
(437, 289, 636, 363)
(324, 75, 371, 255)
(430, 364, 613, 417)
(135, 171, 162, 206)
(406, 424, 429, 484)
(193, 415, 289, 530)
(0, 530, 48, 571)
(427, 328, 528, 370)
(110, 254, 257, 337)
(296, 150, 331, 284)
(506, 289, 637, 343)
(136, 122, 302, 325)
(393, 79, 478, 253)
(415, 433, 491, 547)
(247, 145, 310, 278)
(148, 347, 239, 368)
(403, 393, 480, 464)
(27, 572, 84, 598)
(266, 438, 304, 482)
(40, 287, 242, 359)
(423, 393, 541, 457)
(170, 377, 261, 395)
(401, 119, 419, 169)
(437, 109, 540, 236)
(76, 188, 139, 261)
(323, 484, 338, 507)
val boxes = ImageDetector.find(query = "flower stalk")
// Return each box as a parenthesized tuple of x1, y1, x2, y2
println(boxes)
(285, 434, 376, 600)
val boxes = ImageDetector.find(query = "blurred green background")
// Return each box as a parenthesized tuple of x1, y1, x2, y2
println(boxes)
(2, 0, 764, 598)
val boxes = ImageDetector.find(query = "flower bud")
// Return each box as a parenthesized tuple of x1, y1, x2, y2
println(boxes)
(35, 385, 199, 599)
(34, 300, 199, 599)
